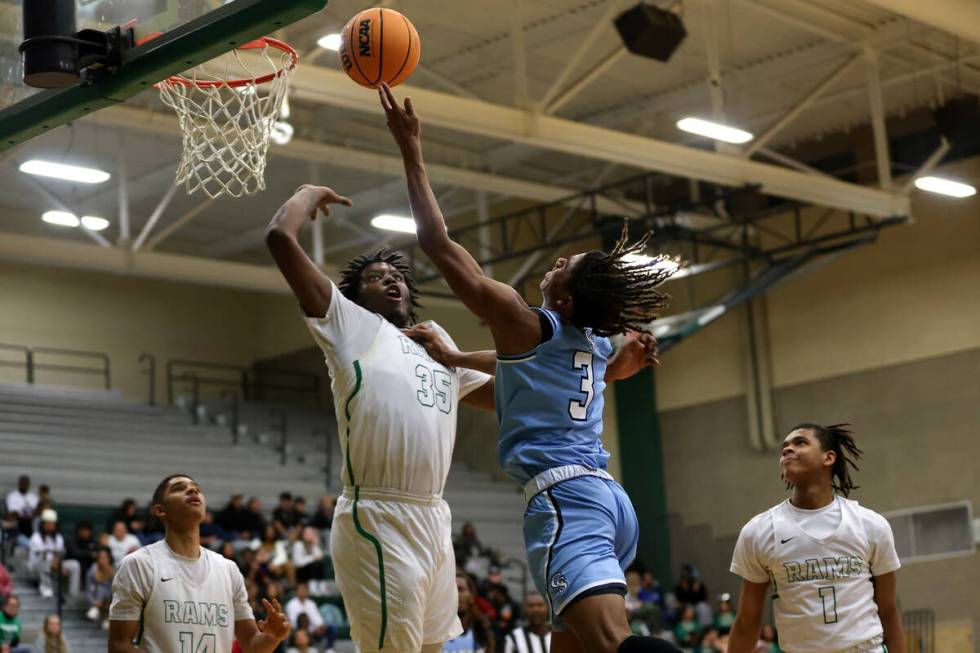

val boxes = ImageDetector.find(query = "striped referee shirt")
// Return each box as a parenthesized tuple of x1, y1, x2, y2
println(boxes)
(504, 627, 551, 653)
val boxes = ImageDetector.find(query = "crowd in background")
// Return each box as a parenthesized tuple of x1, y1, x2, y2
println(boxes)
(2, 476, 781, 653)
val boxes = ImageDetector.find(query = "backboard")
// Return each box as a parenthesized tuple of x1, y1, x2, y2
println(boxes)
(0, 0, 327, 152)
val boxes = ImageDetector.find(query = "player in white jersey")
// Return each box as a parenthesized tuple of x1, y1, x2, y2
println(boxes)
(108, 475, 291, 653)
(727, 424, 906, 653)
(266, 186, 495, 653)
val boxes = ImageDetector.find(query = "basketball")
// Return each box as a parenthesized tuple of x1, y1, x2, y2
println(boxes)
(338, 8, 421, 89)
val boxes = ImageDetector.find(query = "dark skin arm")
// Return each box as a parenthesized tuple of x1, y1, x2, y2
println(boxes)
(264, 185, 352, 317)
(460, 378, 495, 411)
(379, 84, 541, 356)
(873, 572, 906, 653)
(107, 620, 140, 653)
(405, 324, 660, 381)
(726, 579, 770, 653)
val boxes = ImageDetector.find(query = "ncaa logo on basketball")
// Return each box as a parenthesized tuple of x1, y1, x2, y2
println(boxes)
(550, 572, 568, 594)
(358, 20, 372, 56)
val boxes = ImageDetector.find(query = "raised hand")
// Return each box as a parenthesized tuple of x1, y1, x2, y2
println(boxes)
(294, 185, 353, 221)
(378, 82, 421, 156)
(257, 598, 291, 642)
(607, 332, 660, 381)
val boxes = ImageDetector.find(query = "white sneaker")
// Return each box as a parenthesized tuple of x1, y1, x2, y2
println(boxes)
(86, 606, 100, 621)
(39, 586, 53, 599)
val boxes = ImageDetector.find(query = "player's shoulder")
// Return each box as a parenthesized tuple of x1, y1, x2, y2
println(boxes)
(843, 498, 893, 532)
(418, 319, 454, 344)
(738, 503, 783, 540)
(116, 542, 156, 574)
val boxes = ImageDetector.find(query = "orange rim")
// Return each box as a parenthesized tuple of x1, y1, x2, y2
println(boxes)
(159, 36, 298, 89)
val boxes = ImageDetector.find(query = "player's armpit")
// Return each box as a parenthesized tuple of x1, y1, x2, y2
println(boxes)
(726, 578, 770, 653)
(460, 378, 495, 411)
(107, 620, 140, 653)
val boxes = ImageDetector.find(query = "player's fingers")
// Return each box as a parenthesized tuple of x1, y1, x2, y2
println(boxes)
(272, 598, 283, 613)
(404, 96, 415, 116)
(378, 86, 392, 111)
(381, 83, 398, 110)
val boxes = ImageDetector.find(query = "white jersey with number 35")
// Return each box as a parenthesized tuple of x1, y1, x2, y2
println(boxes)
(305, 282, 490, 496)
(730, 497, 901, 653)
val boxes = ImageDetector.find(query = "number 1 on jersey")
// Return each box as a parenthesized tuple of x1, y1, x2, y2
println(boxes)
(568, 351, 595, 421)
(818, 586, 839, 624)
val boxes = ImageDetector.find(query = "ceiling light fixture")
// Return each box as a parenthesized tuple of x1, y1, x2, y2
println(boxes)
(42, 210, 80, 227)
(80, 216, 110, 231)
(371, 214, 416, 234)
(317, 33, 343, 51)
(676, 117, 753, 144)
(913, 175, 976, 198)
(20, 160, 111, 184)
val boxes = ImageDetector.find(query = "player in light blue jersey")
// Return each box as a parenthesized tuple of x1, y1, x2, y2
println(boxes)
(380, 84, 681, 653)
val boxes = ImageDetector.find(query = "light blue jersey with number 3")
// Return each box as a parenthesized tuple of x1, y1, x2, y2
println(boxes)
(495, 307, 612, 484)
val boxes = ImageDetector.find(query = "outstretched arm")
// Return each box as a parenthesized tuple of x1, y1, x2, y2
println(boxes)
(605, 333, 661, 381)
(265, 185, 352, 317)
(379, 84, 541, 355)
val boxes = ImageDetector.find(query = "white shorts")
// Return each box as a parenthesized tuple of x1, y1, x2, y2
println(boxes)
(330, 487, 462, 653)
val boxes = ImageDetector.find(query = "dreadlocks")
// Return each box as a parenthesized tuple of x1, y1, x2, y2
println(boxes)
(567, 222, 677, 337)
(337, 248, 422, 324)
(789, 422, 864, 497)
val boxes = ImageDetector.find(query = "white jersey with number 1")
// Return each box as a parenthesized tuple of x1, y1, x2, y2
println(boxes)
(730, 496, 901, 653)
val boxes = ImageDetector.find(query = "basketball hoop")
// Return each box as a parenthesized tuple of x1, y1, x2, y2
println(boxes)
(157, 37, 298, 199)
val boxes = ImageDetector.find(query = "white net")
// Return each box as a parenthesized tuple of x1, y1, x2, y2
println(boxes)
(157, 40, 296, 198)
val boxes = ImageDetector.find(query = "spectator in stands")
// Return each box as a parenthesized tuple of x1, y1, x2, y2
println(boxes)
(216, 493, 251, 540)
(485, 579, 519, 645)
(291, 527, 324, 584)
(454, 522, 493, 569)
(503, 592, 550, 653)
(0, 595, 30, 653)
(675, 564, 712, 626)
(759, 624, 781, 653)
(309, 496, 333, 532)
(106, 499, 141, 535)
(85, 548, 114, 629)
(106, 521, 140, 569)
(638, 571, 665, 608)
(32, 486, 54, 534)
(443, 572, 494, 653)
(28, 510, 80, 599)
(713, 594, 735, 634)
(199, 510, 230, 549)
(66, 522, 97, 586)
(293, 497, 309, 527)
(0, 564, 11, 602)
(285, 628, 313, 653)
(32, 614, 70, 653)
(5, 476, 37, 546)
(695, 627, 721, 652)
(673, 605, 701, 649)
(283, 583, 328, 647)
(220, 541, 237, 561)
(245, 498, 267, 540)
(272, 493, 297, 539)
(257, 526, 294, 587)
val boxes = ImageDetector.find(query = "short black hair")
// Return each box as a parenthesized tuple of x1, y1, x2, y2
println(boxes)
(789, 423, 863, 497)
(568, 223, 675, 337)
(338, 248, 421, 323)
(152, 474, 196, 508)
(279, 492, 292, 501)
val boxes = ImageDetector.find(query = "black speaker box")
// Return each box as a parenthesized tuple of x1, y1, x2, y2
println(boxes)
(933, 96, 980, 147)
(614, 3, 687, 63)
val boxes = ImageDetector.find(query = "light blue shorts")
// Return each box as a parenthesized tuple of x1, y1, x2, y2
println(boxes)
(523, 475, 639, 630)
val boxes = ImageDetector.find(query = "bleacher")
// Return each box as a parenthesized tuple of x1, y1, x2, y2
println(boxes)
(0, 381, 527, 651)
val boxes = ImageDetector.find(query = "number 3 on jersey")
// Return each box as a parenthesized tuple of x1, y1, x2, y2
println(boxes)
(568, 351, 595, 420)
(415, 364, 452, 414)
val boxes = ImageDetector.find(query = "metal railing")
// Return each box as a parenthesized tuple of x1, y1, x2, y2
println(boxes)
(166, 359, 320, 406)
(139, 353, 157, 405)
(0, 343, 110, 389)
